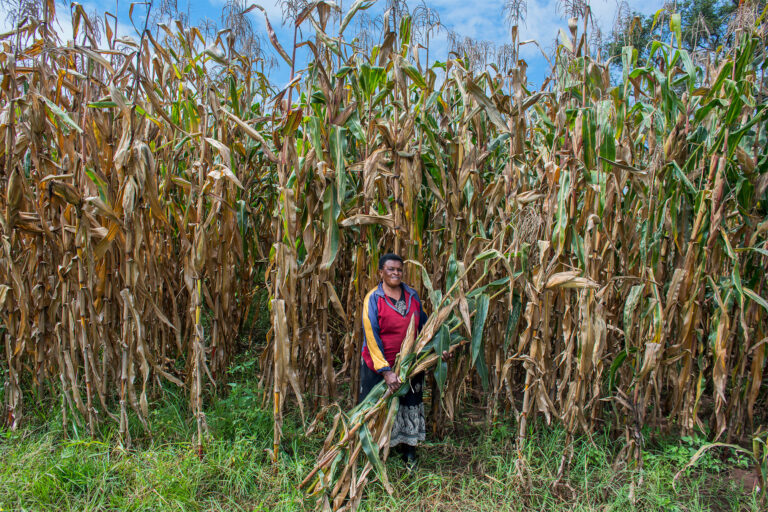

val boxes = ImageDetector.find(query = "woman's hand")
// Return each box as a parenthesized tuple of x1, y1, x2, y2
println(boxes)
(381, 370, 401, 393)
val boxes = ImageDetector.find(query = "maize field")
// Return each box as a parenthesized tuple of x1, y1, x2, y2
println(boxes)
(0, 0, 767, 507)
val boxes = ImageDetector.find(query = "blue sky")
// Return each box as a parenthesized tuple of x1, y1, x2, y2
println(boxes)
(2, 0, 667, 88)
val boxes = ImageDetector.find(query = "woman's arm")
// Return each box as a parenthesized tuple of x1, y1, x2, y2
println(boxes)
(362, 290, 391, 373)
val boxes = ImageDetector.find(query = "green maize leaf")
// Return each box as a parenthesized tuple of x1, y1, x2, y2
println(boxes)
(721, 230, 737, 261)
(359, 63, 386, 100)
(490, 277, 511, 287)
(310, 90, 327, 105)
(434, 325, 450, 394)
(734, 37, 754, 77)
(371, 81, 394, 109)
(399, 57, 427, 89)
(504, 291, 522, 352)
(670, 13, 682, 47)
(628, 67, 649, 79)
(639, 218, 649, 268)
(87, 101, 119, 108)
(622, 46, 636, 83)
(229, 76, 240, 117)
(308, 116, 324, 161)
(736, 177, 754, 211)
(326, 450, 345, 489)
(474, 343, 489, 391)
(489, 133, 511, 153)
(553, 168, 571, 255)
(572, 228, 586, 270)
(732, 265, 744, 307)
(359, 423, 391, 491)
(406, 259, 440, 310)
(463, 179, 474, 207)
(467, 277, 511, 299)
(22, 149, 30, 178)
(598, 109, 616, 177)
(675, 49, 695, 87)
(354, 382, 387, 416)
(608, 348, 636, 390)
(321, 184, 340, 269)
(465, 79, 508, 133)
(346, 112, 366, 142)
(335, 65, 354, 78)
(39, 95, 83, 134)
(705, 62, 734, 102)
(471, 294, 490, 390)
(737, 247, 768, 258)
(744, 287, 768, 313)
(475, 249, 505, 262)
(330, 126, 347, 202)
(726, 107, 767, 155)
(671, 161, 698, 196)
(623, 285, 645, 346)
(559, 28, 573, 53)
(669, 195, 679, 244)
(424, 90, 441, 110)
(694, 98, 726, 124)
(281, 109, 303, 136)
(399, 15, 411, 49)
(84, 167, 109, 202)
(236, 199, 248, 239)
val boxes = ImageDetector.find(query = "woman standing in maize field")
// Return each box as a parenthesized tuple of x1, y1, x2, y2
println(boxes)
(360, 254, 429, 466)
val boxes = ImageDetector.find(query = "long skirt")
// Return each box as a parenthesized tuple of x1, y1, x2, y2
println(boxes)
(359, 362, 426, 447)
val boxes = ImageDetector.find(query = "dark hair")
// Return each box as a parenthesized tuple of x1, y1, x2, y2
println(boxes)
(378, 253, 403, 270)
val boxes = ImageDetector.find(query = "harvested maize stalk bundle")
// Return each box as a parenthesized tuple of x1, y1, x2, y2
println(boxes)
(301, 251, 505, 510)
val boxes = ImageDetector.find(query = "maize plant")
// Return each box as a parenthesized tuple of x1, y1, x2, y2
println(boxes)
(0, 2, 767, 506)
(0, 2, 277, 450)
(265, 2, 768, 505)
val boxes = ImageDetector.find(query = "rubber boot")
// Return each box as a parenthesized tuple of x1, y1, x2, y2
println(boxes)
(402, 444, 417, 470)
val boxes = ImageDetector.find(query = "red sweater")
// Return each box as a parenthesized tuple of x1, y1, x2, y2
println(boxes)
(361, 283, 428, 373)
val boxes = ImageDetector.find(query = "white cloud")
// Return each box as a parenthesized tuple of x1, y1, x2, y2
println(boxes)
(393, 0, 669, 78)
(419, 0, 668, 58)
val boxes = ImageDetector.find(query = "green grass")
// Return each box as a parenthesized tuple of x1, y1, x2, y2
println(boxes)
(0, 360, 762, 511)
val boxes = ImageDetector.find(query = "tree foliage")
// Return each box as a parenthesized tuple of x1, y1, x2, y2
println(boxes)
(606, 0, 766, 60)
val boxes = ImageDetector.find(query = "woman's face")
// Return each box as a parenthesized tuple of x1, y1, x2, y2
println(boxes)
(379, 260, 403, 288)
